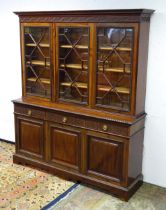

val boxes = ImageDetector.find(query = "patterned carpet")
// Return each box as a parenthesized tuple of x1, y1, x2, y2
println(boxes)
(0, 141, 74, 210)
(1, 140, 166, 210)
(50, 182, 166, 210)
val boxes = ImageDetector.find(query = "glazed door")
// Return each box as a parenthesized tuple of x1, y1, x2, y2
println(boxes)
(95, 23, 138, 113)
(22, 23, 52, 99)
(56, 24, 91, 105)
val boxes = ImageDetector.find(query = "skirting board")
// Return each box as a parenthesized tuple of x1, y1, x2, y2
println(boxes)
(0, 138, 15, 144)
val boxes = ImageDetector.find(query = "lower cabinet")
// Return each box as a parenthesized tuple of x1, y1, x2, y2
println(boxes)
(15, 116, 44, 160)
(48, 123, 81, 171)
(85, 132, 126, 184)
(15, 114, 126, 183)
(13, 104, 144, 200)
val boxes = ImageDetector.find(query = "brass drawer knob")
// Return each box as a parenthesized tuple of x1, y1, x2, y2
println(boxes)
(62, 117, 67, 123)
(27, 110, 32, 116)
(102, 124, 108, 131)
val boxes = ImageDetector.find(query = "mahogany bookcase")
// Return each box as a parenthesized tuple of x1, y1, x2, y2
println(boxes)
(13, 9, 154, 200)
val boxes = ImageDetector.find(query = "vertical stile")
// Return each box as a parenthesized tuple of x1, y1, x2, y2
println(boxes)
(89, 23, 96, 108)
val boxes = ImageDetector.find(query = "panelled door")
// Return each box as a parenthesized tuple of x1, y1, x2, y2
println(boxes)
(15, 116, 44, 160)
(82, 130, 128, 185)
(48, 122, 81, 172)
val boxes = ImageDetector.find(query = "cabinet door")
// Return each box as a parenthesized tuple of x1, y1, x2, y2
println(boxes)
(86, 133, 125, 183)
(57, 24, 90, 105)
(48, 123, 81, 171)
(95, 23, 138, 113)
(15, 116, 44, 159)
(22, 23, 52, 99)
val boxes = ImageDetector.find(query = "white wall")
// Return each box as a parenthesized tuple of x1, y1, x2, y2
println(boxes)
(0, 0, 166, 187)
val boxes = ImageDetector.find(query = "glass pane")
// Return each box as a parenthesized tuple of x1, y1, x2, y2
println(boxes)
(96, 27, 133, 111)
(24, 27, 51, 98)
(58, 27, 89, 104)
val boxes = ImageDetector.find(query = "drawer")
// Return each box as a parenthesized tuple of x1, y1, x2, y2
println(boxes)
(14, 105, 45, 120)
(46, 111, 85, 128)
(85, 118, 129, 137)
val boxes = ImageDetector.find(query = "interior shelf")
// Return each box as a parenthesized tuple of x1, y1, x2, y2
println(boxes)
(98, 85, 130, 94)
(60, 81, 130, 94)
(26, 43, 50, 48)
(60, 45, 88, 49)
(60, 82, 87, 89)
(59, 34, 88, 37)
(98, 67, 130, 73)
(27, 77, 50, 85)
(99, 46, 132, 51)
(60, 44, 131, 51)
(60, 63, 88, 70)
(26, 60, 50, 67)
(60, 63, 130, 73)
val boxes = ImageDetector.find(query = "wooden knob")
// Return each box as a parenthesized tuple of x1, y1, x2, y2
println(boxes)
(62, 117, 67, 123)
(28, 110, 32, 116)
(102, 124, 108, 131)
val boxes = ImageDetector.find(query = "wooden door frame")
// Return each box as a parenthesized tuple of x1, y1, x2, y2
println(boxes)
(20, 22, 53, 101)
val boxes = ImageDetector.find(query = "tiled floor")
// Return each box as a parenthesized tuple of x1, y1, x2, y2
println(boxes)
(51, 183, 166, 210)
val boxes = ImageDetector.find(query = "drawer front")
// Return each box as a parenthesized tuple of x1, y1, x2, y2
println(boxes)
(47, 111, 128, 136)
(85, 118, 129, 137)
(14, 105, 45, 120)
(46, 111, 85, 128)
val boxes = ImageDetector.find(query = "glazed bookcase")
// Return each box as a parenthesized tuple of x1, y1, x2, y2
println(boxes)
(13, 9, 154, 200)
